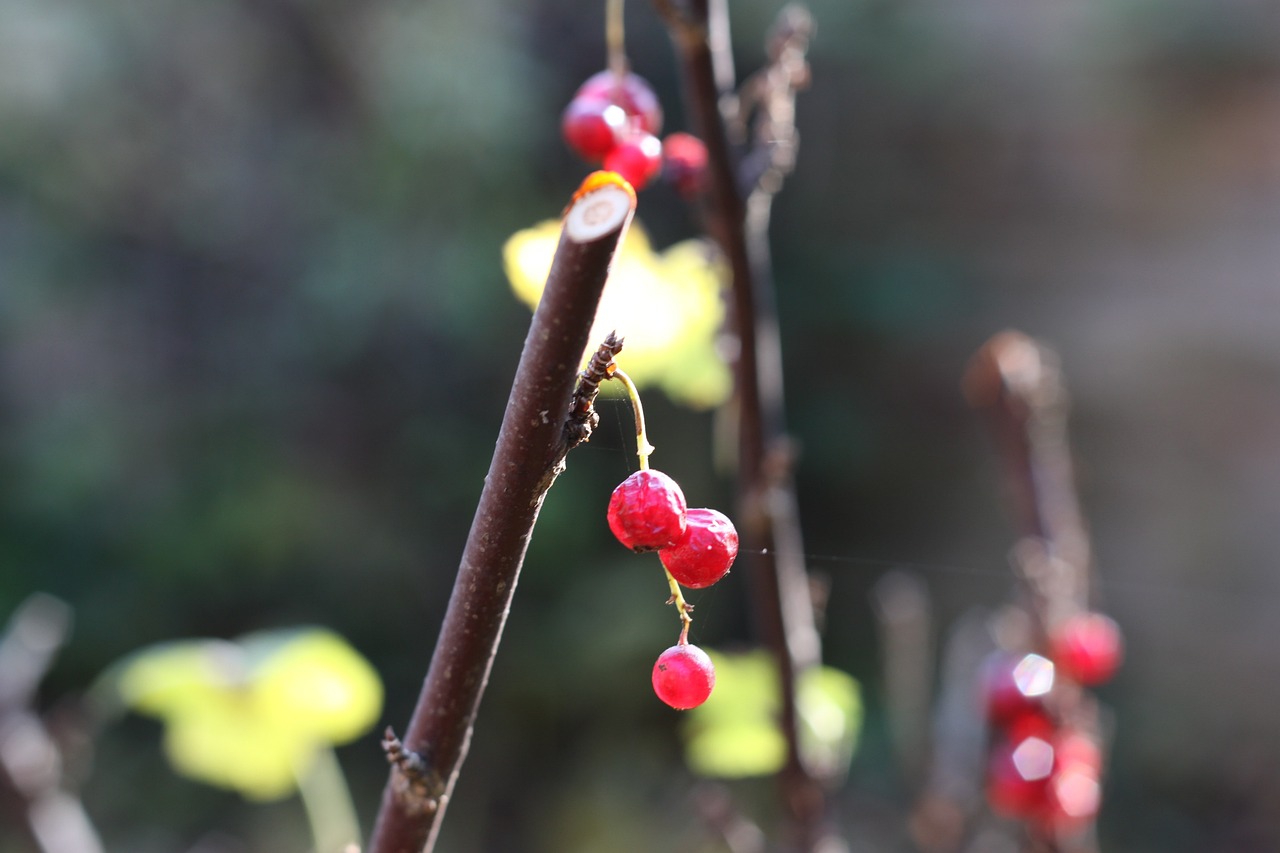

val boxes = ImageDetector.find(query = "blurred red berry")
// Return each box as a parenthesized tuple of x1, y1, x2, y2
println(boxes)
(576, 70, 663, 136)
(987, 729, 1056, 818)
(562, 96, 628, 162)
(603, 131, 663, 190)
(981, 651, 1055, 725)
(661, 132, 708, 197)
(1050, 611, 1123, 686)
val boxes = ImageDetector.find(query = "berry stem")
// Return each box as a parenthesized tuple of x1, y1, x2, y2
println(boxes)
(665, 566, 694, 644)
(606, 0, 629, 80)
(611, 367, 655, 470)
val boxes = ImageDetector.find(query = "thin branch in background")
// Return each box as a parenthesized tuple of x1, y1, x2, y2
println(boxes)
(0, 594, 105, 853)
(366, 173, 636, 853)
(962, 331, 1092, 633)
(909, 610, 994, 853)
(654, 4, 834, 851)
(872, 571, 935, 792)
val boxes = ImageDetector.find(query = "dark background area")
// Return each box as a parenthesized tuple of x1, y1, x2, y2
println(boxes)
(3, 0, 1280, 850)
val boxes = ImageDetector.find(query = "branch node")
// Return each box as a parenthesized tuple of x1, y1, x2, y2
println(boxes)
(382, 727, 445, 817)
(565, 332, 625, 449)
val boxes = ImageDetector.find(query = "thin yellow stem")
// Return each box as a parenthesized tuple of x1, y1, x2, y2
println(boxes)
(606, 0, 628, 78)
(665, 567, 693, 644)
(611, 367, 654, 469)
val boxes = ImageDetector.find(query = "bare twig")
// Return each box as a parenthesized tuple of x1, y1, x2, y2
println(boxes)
(366, 174, 636, 853)
(565, 331, 625, 449)
(655, 4, 834, 850)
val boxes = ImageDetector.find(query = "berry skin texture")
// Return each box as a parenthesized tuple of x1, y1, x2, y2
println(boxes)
(603, 131, 663, 190)
(1050, 611, 1123, 686)
(660, 508, 739, 589)
(652, 643, 715, 709)
(607, 469, 687, 552)
(576, 70, 664, 136)
(561, 97, 628, 162)
(662, 132, 708, 197)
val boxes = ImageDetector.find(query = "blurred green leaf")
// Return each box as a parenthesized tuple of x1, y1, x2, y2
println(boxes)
(681, 650, 861, 779)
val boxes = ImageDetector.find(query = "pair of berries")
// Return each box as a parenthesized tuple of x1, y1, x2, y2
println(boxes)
(606, 468, 738, 710)
(979, 611, 1123, 834)
(607, 469, 739, 588)
(561, 70, 707, 194)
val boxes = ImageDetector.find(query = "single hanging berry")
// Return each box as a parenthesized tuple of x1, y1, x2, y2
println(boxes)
(651, 643, 715, 709)
(1049, 611, 1123, 686)
(562, 97, 629, 162)
(659, 508, 738, 589)
(575, 69, 664, 136)
(607, 469, 687, 551)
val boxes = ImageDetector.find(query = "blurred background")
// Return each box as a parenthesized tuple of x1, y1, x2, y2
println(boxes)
(3, 0, 1280, 850)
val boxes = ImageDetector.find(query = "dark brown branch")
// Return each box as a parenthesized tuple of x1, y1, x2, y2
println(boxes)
(656, 4, 834, 851)
(366, 174, 636, 853)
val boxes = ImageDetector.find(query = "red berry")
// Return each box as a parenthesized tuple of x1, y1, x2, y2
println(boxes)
(561, 96, 629, 162)
(981, 651, 1055, 725)
(607, 469, 687, 552)
(652, 643, 715, 709)
(986, 729, 1056, 818)
(576, 70, 663, 136)
(662, 132, 708, 197)
(1050, 611, 1123, 686)
(603, 131, 663, 190)
(659, 508, 738, 588)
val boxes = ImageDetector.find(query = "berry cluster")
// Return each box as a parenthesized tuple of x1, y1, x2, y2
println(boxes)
(607, 468, 738, 710)
(980, 611, 1124, 837)
(562, 70, 707, 194)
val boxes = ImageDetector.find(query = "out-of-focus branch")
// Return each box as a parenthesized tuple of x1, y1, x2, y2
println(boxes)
(962, 331, 1092, 633)
(0, 594, 105, 853)
(654, 4, 834, 851)
(872, 571, 934, 790)
(366, 174, 635, 853)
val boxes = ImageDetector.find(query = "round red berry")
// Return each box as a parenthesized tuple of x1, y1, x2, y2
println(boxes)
(986, 729, 1056, 818)
(603, 130, 663, 190)
(1049, 611, 1123, 686)
(562, 96, 628, 162)
(980, 651, 1055, 725)
(662, 132, 708, 197)
(607, 469, 687, 552)
(652, 643, 715, 709)
(576, 70, 663, 136)
(659, 508, 738, 589)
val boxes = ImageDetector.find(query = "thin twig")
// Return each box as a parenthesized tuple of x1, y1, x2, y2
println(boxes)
(655, 4, 834, 851)
(366, 173, 636, 853)
(565, 331, 625, 449)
